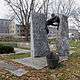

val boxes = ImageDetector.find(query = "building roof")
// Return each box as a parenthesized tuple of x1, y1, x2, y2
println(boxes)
(0, 19, 10, 21)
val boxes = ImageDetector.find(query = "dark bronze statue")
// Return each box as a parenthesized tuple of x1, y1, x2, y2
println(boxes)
(45, 13, 60, 34)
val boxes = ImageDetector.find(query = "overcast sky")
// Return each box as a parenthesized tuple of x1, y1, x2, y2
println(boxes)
(0, 0, 80, 19)
(0, 0, 9, 19)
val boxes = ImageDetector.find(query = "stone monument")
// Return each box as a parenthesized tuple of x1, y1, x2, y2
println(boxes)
(57, 14, 69, 57)
(31, 13, 50, 57)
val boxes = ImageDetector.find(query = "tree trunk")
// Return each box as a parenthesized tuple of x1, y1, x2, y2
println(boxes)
(20, 23, 30, 42)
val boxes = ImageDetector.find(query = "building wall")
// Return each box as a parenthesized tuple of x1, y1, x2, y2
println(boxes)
(0, 19, 9, 34)
(9, 21, 16, 36)
(0, 19, 10, 38)
(0, 19, 16, 38)
(16, 24, 21, 36)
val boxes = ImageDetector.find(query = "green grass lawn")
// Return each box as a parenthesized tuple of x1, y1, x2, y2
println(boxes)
(0, 77, 4, 80)
(18, 47, 31, 50)
(69, 40, 80, 58)
(2, 53, 31, 60)
(0, 42, 17, 47)
(69, 40, 80, 48)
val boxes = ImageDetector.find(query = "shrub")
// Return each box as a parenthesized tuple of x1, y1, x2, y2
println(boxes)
(0, 42, 17, 47)
(0, 45, 14, 54)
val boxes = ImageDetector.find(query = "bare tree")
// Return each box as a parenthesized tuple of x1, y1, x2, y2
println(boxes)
(4, 0, 50, 41)
(4, 0, 35, 41)
(36, 0, 77, 20)
(72, 7, 80, 24)
(47, 0, 76, 17)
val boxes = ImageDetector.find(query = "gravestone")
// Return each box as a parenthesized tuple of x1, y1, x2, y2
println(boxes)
(31, 13, 50, 57)
(57, 15, 69, 57)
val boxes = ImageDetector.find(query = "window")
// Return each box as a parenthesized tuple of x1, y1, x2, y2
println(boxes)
(0, 21, 3, 24)
(5, 22, 8, 25)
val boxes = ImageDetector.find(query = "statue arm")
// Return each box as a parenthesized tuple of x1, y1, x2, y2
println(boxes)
(46, 18, 53, 26)
(46, 16, 60, 30)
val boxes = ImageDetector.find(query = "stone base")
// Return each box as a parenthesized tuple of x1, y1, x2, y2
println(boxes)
(15, 57, 47, 69)
(59, 56, 68, 62)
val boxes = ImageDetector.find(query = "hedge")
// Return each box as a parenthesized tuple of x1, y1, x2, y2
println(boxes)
(0, 45, 15, 54)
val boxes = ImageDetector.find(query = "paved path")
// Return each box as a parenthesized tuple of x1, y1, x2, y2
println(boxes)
(0, 61, 27, 76)
(59, 56, 68, 62)
(14, 48, 31, 54)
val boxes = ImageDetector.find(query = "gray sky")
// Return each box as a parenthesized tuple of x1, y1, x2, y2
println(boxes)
(0, 0, 80, 19)
(0, 0, 10, 19)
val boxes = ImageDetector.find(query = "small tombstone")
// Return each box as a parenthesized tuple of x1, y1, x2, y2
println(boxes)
(31, 13, 50, 57)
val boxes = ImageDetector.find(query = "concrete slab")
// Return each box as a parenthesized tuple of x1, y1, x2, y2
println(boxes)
(15, 57, 47, 69)
(10, 68, 26, 76)
(0, 61, 26, 76)
(59, 56, 68, 62)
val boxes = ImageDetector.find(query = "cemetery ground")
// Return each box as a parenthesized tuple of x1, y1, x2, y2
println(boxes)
(0, 40, 80, 80)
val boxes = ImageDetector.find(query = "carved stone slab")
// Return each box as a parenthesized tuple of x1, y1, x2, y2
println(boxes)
(57, 15, 69, 56)
(31, 13, 50, 57)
